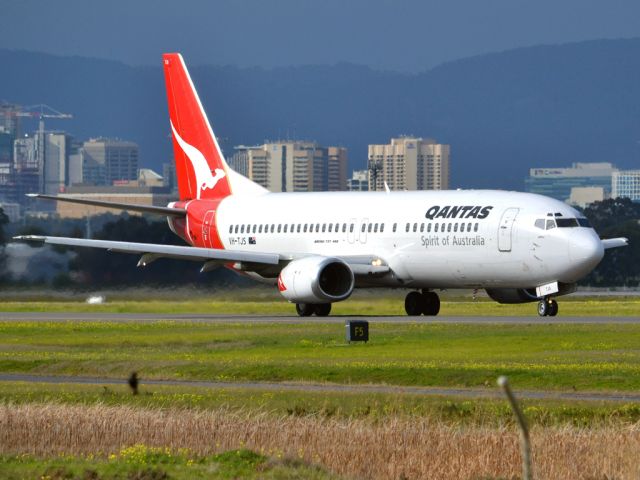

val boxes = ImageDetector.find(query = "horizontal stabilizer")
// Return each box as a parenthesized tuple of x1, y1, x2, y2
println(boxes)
(601, 237, 629, 250)
(13, 235, 281, 265)
(27, 194, 186, 217)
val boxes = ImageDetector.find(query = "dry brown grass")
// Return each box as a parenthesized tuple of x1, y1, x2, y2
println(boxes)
(1, 404, 639, 480)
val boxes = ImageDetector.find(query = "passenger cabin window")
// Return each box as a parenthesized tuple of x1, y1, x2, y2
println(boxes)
(474, 223, 479, 232)
(342, 223, 347, 233)
(328, 224, 332, 233)
(240, 225, 245, 234)
(406, 223, 410, 233)
(271, 224, 275, 233)
(435, 224, 439, 233)
(350, 224, 355, 233)
(420, 223, 424, 233)
(392, 223, 397, 233)
(322, 224, 326, 233)
(283, 225, 288, 233)
(381, 223, 385, 233)
(303, 224, 308, 233)
(447, 223, 452, 233)
(427, 223, 431, 233)
(467, 223, 472, 233)
(368, 223, 373, 233)
(453, 223, 458, 232)
(361, 223, 366, 233)
(229, 225, 233, 234)
(413, 223, 418, 233)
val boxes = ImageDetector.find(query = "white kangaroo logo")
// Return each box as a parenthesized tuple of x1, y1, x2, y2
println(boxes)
(171, 121, 227, 199)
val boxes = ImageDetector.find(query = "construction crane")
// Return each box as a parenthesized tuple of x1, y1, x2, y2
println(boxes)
(1, 102, 72, 137)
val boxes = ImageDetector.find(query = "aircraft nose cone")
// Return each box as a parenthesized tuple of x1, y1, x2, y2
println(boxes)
(569, 231, 604, 269)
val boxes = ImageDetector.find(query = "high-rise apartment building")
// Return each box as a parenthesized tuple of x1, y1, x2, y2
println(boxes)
(81, 138, 138, 186)
(42, 132, 74, 195)
(230, 141, 347, 192)
(525, 162, 616, 202)
(368, 137, 450, 191)
(612, 170, 640, 202)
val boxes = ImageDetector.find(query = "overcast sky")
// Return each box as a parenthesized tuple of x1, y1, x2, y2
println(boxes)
(2, 0, 640, 72)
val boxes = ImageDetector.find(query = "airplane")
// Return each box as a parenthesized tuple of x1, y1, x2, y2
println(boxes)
(15, 53, 628, 318)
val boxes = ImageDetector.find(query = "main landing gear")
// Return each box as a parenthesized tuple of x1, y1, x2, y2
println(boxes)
(404, 290, 440, 316)
(295, 303, 332, 317)
(537, 298, 558, 317)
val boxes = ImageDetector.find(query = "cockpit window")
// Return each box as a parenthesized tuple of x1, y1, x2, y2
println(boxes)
(556, 218, 579, 228)
(578, 218, 591, 228)
(545, 219, 556, 230)
(534, 219, 545, 230)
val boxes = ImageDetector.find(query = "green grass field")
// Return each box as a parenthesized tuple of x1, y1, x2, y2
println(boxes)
(2, 298, 640, 479)
(1, 319, 640, 391)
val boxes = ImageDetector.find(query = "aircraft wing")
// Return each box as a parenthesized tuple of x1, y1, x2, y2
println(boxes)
(13, 235, 280, 266)
(13, 235, 391, 276)
(26, 194, 186, 217)
(602, 237, 629, 250)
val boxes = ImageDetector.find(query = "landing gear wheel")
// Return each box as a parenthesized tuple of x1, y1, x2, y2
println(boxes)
(537, 300, 548, 317)
(315, 303, 332, 317)
(404, 291, 424, 316)
(421, 291, 441, 316)
(548, 299, 558, 317)
(295, 303, 315, 317)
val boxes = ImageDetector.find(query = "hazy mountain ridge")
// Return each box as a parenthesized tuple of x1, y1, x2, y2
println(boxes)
(1, 38, 639, 189)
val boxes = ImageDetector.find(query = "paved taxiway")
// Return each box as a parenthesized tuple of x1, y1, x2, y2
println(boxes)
(1, 312, 639, 323)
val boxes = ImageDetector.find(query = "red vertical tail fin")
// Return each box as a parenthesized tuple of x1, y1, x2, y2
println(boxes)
(163, 53, 265, 200)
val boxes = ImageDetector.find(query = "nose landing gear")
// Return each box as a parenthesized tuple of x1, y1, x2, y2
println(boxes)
(404, 290, 441, 316)
(537, 298, 558, 317)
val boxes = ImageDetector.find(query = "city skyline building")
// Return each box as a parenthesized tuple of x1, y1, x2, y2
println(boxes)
(347, 169, 369, 191)
(612, 170, 640, 202)
(525, 162, 616, 203)
(81, 138, 139, 186)
(230, 141, 347, 192)
(367, 137, 450, 191)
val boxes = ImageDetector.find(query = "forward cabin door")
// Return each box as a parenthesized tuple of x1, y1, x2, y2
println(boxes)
(498, 208, 519, 252)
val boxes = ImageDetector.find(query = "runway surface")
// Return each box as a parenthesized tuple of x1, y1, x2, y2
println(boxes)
(1, 373, 639, 403)
(1, 311, 639, 324)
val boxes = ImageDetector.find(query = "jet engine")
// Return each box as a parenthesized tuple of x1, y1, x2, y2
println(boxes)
(486, 283, 576, 304)
(278, 256, 354, 304)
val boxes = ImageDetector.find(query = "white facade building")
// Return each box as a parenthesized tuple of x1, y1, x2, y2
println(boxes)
(612, 170, 640, 202)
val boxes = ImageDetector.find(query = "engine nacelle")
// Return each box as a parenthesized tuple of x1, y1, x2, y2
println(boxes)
(278, 256, 355, 304)
(486, 283, 576, 304)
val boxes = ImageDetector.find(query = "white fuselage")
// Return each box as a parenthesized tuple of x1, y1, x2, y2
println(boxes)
(211, 190, 603, 290)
